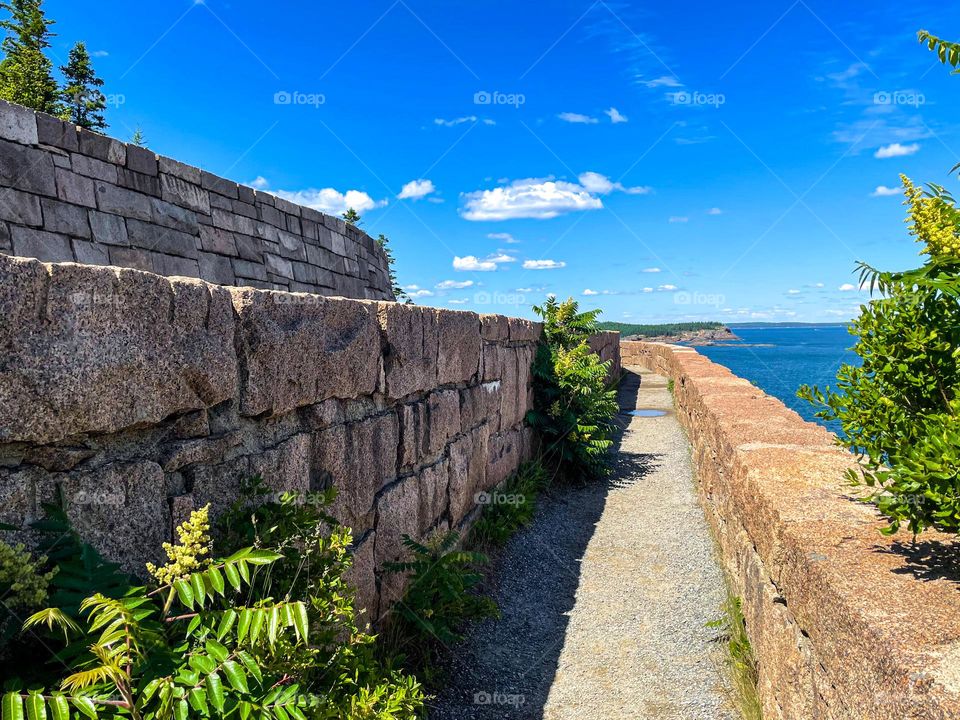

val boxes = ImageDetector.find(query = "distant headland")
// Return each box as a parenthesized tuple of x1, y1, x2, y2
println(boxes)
(597, 321, 740, 345)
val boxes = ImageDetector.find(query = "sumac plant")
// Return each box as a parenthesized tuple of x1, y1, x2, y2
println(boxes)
(528, 297, 619, 481)
(799, 175, 960, 536)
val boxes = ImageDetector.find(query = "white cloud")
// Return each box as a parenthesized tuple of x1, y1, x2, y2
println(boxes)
(461, 172, 648, 221)
(487, 232, 520, 244)
(407, 289, 434, 298)
(523, 259, 566, 270)
(448, 298, 469, 305)
(669, 216, 689, 223)
(874, 142, 920, 159)
(707, 207, 723, 215)
(641, 267, 661, 273)
(871, 185, 901, 197)
(658, 284, 678, 291)
(583, 289, 599, 295)
(643, 76, 682, 88)
(487, 253, 517, 263)
(605, 107, 628, 123)
(273, 187, 386, 216)
(248, 176, 270, 190)
(558, 112, 599, 124)
(434, 116, 494, 127)
(453, 256, 497, 272)
(91, 50, 109, 58)
(642, 287, 654, 293)
(436, 280, 474, 290)
(787, 289, 801, 295)
(838, 283, 859, 291)
(397, 179, 436, 200)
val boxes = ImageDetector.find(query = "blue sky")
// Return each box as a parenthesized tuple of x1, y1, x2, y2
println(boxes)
(39, 0, 960, 322)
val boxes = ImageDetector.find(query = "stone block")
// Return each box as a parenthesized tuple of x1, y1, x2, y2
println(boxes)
(72, 154, 117, 183)
(277, 230, 307, 261)
(41, 197, 91, 238)
(201, 171, 238, 199)
(95, 182, 153, 221)
(154, 253, 200, 278)
(126, 219, 198, 259)
(373, 477, 419, 567)
(109, 246, 154, 272)
(487, 428, 522, 490)
(160, 173, 210, 214)
(232, 200, 257, 219)
(150, 197, 198, 234)
(10, 226, 73, 262)
(376, 302, 439, 400)
(237, 184, 256, 205)
(480, 314, 509, 341)
(231, 258, 267, 282)
(235, 234, 262, 262)
(230, 289, 381, 416)
(460, 381, 502, 430)
(72, 240, 109, 265)
(0, 222, 10, 251)
(60, 461, 168, 571)
(316, 413, 399, 529)
(210, 207, 256, 235)
(426, 389, 460, 454)
(158, 155, 201, 184)
(0, 138, 56, 196)
(117, 167, 160, 197)
(126, 144, 158, 176)
(417, 458, 449, 534)
(198, 252, 235, 285)
(78, 128, 125, 164)
(264, 253, 293, 279)
(436, 308, 481, 386)
(344, 532, 378, 626)
(0, 188, 42, 226)
(37, 113, 78, 151)
(448, 424, 489, 525)
(198, 224, 237, 256)
(0, 256, 239, 444)
(89, 211, 128, 246)
(55, 167, 97, 207)
(0, 100, 38, 144)
(508, 317, 542, 341)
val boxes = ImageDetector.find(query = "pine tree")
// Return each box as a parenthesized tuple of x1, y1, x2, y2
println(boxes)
(130, 127, 146, 147)
(60, 41, 106, 130)
(0, 0, 59, 114)
(342, 207, 362, 226)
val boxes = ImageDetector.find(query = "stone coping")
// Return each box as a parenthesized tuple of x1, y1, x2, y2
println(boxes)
(622, 340, 960, 720)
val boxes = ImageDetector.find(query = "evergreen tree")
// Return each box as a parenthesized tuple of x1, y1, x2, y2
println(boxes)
(60, 41, 106, 130)
(341, 207, 362, 226)
(130, 127, 146, 147)
(0, 0, 59, 113)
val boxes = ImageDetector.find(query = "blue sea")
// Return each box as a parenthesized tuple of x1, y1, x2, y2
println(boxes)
(695, 325, 858, 432)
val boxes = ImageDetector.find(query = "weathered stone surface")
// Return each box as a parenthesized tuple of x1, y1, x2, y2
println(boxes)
(448, 424, 489, 525)
(127, 219, 198, 259)
(487, 428, 522, 490)
(373, 477, 419, 567)
(198, 252, 235, 285)
(78, 128, 125, 165)
(61, 461, 168, 570)
(95, 182, 153, 221)
(460, 381, 501, 431)
(0, 138, 56, 196)
(0, 100, 38, 144)
(436, 309, 481, 385)
(160, 174, 210, 214)
(89, 211, 128, 246)
(201, 171, 238, 199)
(417, 458, 449, 534)
(0, 256, 239, 444)
(426, 389, 460, 454)
(231, 289, 380, 416)
(56, 167, 97, 207)
(10, 226, 72, 262)
(72, 154, 117, 183)
(507, 317, 542, 342)
(479, 314, 509, 341)
(41, 197, 91, 238)
(316, 413, 399, 529)
(376, 302, 439, 399)
(126, 145, 158, 176)
(158, 155, 201, 184)
(0, 189, 42, 226)
(344, 532, 377, 625)
(150, 197, 198, 234)
(37, 113, 77, 151)
(73, 240, 109, 265)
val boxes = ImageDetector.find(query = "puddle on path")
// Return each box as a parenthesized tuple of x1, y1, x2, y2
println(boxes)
(624, 409, 668, 418)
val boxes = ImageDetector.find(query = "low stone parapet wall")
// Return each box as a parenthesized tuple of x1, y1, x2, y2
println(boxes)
(0, 253, 542, 623)
(622, 340, 960, 719)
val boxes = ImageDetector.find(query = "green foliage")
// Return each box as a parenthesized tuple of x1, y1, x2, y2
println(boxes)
(0, 541, 55, 649)
(596, 321, 724, 337)
(341, 208, 362, 227)
(0, 0, 59, 113)
(6, 482, 425, 720)
(384, 532, 498, 673)
(130, 128, 146, 147)
(707, 597, 762, 720)
(146, 506, 212, 586)
(529, 297, 619, 481)
(919, 30, 960, 73)
(376, 234, 406, 302)
(469, 461, 548, 548)
(799, 176, 960, 536)
(59, 41, 106, 131)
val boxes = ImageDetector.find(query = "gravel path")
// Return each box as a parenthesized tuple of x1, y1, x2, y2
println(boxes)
(428, 368, 736, 719)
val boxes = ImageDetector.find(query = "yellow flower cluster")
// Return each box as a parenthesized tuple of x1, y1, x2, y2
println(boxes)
(146, 504, 213, 585)
(0, 541, 56, 609)
(901, 174, 960, 261)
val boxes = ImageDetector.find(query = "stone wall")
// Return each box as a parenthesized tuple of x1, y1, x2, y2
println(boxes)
(0, 101, 393, 300)
(0, 253, 542, 624)
(588, 330, 622, 382)
(622, 341, 960, 720)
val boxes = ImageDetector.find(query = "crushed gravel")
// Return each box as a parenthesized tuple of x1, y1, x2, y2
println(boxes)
(427, 369, 737, 719)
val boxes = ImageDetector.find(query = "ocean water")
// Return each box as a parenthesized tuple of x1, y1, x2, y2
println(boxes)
(694, 325, 858, 432)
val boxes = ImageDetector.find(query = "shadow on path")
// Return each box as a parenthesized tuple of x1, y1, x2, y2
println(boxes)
(427, 373, 662, 719)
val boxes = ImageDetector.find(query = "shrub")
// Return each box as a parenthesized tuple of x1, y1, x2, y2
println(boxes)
(707, 597, 762, 720)
(3, 484, 425, 720)
(528, 297, 619, 481)
(383, 532, 498, 676)
(470, 461, 548, 548)
(799, 176, 960, 536)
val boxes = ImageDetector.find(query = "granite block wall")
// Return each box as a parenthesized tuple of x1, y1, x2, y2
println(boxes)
(0, 101, 393, 300)
(0, 254, 546, 624)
